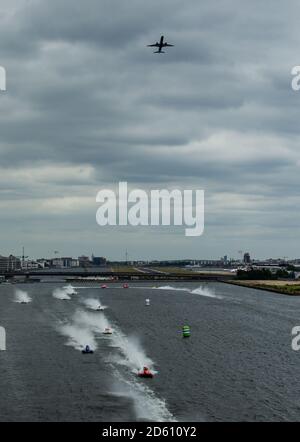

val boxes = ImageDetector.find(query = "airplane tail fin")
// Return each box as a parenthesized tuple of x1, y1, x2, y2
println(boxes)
(154, 50, 164, 53)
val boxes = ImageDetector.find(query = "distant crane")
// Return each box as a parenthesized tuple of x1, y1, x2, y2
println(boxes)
(17, 246, 29, 267)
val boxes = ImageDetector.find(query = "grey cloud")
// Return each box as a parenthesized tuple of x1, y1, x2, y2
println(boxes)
(0, 0, 300, 259)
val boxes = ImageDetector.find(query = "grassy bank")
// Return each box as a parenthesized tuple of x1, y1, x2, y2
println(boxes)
(226, 280, 300, 296)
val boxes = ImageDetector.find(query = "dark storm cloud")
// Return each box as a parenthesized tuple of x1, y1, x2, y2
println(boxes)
(0, 0, 300, 258)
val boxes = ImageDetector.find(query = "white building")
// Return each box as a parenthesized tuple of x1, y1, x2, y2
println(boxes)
(21, 260, 41, 270)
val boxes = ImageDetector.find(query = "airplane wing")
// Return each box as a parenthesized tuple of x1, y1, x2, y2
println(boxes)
(163, 43, 174, 47)
(147, 43, 160, 47)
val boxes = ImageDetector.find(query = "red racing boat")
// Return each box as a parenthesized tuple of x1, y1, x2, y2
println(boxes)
(138, 367, 153, 378)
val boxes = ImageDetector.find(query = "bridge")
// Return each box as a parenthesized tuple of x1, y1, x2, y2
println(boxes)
(1, 269, 233, 282)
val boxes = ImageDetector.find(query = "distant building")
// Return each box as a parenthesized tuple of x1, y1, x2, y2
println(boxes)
(0, 255, 21, 273)
(78, 256, 91, 267)
(61, 257, 73, 268)
(198, 260, 223, 266)
(243, 253, 251, 264)
(71, 259, 79, 267)
(92, 256, 107, 266)
(36, 259, 50, 268)
(61, 257, 78, 269)
(50, 257, 79, 268)
(21, 260, 40, 270)
(51, 258, 64, 268)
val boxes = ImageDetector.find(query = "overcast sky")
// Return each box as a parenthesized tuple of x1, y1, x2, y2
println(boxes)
(0, 0, 300, 261)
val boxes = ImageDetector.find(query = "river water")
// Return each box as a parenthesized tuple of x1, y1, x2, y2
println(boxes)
(0, 282, 300, 421)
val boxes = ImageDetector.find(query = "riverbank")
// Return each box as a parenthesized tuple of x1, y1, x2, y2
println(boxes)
(224, 279, 300, 296)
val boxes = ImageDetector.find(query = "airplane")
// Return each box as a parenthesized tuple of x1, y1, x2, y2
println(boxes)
(147, 35, 174, 53)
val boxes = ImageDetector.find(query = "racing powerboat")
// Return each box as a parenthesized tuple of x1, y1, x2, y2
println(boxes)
(138, 366, 153, 378)
(82, 345, 94, 354)
(103, 327, 113, 335)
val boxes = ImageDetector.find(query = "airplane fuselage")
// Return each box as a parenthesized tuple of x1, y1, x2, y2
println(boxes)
(156, 36, 165, 52)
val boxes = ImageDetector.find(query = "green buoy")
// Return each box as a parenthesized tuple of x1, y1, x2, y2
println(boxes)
(182, 325, 191, 338)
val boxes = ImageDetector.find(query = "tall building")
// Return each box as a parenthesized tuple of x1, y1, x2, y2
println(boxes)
(243, 253, 251, 264)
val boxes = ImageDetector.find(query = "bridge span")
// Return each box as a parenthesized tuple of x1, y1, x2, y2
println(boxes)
(1, 269, 233, 282)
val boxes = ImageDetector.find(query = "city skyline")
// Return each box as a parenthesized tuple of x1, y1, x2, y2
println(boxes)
(0, 248, 298, 264)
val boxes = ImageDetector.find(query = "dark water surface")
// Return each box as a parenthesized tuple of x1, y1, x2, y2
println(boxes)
(0, 282, 300, 422)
